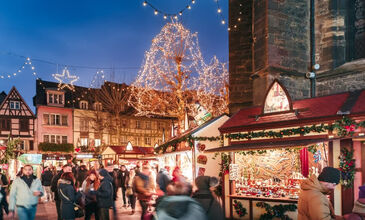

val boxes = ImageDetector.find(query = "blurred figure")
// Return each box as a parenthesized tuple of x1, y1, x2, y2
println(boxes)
(172, 166, 186, 184)
(125, 169, 136, 215)
(193, 176, 224, 220)
(0, 169, 9, 217)
(134, 165, 152, 220)
(119, 165, 128, 207)
(155, 182, 207, 220)
(344, 186, 365, 220)
(156, 166, 171, 194)
(51, 164, 72, 220)
(41, 166, 54, 202)
(82, 170, 100, 220)
(96, 169, 114, 220)
(298, 167, 341, 220)
(58, 172, 81, 220)
(9, 165, 44, 220)
(76, 165, 88, 188)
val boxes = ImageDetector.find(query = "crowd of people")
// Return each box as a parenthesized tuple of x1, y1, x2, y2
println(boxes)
(5, 162, 365, 220)
(0, 161, 225, 220)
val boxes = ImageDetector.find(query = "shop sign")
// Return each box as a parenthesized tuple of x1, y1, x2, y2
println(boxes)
(18, 154, 42, 165)
(42, 154, 70, 161)
(76, 154, 94, 159)
(0, 164, 8, 170)
(229, 164, 239, 181)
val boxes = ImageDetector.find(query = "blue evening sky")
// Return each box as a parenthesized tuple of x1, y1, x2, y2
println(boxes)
(0, 0, 228, 112)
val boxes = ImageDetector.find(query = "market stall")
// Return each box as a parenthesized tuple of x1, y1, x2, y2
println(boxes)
(101, 145, 155, 167)
(42, 154, 72, 168)
(206, 81, 365, 219)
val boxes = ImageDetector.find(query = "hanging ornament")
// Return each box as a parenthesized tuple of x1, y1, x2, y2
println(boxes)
(53, 67, 79, 91)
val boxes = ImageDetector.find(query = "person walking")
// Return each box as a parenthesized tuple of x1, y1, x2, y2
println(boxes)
(125, 169, 136, 215)
(0, 169, 9, 218)
(58, 172, 82, 220)
(9, 165, 44, 220)
(192, 176, 224, 220)
(134, 165, 153, 220)
(51, 164, 72, 220)
(96, 169, 114, 220)
(298, 167, 342, 220)
(41, 166, 54, 202)
(156, 166, 171, 194)
(119, 165, 128, 207)
(82, 170, 100, 220)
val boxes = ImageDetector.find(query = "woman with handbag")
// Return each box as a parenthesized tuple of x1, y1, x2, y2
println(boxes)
(81, 170, 100, 220)
(58, 172, 82, 220)
(125, 169, 136, 215)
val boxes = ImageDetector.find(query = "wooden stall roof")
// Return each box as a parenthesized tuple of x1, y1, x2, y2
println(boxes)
(107, 146, 155, 155)
(220, 90, 365, 133)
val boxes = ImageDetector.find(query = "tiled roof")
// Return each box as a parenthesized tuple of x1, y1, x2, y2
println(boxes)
(0, 91, 7, 105)
(219, 91, 365, 133)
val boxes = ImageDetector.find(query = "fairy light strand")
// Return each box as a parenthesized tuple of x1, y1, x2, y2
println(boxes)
(141, 0, 196, 20)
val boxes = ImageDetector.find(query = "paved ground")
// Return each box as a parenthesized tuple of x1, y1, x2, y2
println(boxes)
(4, 189, 142, 220)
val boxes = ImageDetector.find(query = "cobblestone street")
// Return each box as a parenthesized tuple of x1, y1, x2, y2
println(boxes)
(4, 190, 141, 220)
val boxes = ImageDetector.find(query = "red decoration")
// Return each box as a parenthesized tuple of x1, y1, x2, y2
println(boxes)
(197, 155, 208, 164)
(75, 147, 81, 153)
(198, 167, 206, 176)
(300, 148, 309, 177)
(198, 143, 206, 152)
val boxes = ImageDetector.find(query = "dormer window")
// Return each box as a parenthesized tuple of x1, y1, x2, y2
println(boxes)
(94, 102, 102, 111)
(10, 101, 20, 110)
(47, 91, 64, 106)
(80, 101, 88, 110)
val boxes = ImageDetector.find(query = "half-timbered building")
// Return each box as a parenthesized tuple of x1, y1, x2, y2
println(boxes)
(0, 87, 35, 151)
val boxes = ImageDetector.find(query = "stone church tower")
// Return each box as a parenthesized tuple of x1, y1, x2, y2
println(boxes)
(229, 0, 365, 114)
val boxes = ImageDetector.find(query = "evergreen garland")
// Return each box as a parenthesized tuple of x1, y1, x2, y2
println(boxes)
(155, 116, 365, 154)
(339, 148, 356, 188)
(256, 202, 297, 220)
(233, 200, 247, 217)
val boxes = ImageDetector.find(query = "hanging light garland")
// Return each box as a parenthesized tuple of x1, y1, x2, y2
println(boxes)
(141, 0, 196, 20)
(214, 0, 245, 31)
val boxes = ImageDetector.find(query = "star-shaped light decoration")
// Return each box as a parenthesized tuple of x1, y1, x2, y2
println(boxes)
(53, 67, 79, 91)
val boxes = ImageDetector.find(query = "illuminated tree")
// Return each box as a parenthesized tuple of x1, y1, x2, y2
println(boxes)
(129, 22, 228, 130)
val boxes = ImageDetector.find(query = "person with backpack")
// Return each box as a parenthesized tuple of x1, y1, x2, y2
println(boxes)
(58, 172, 82, 220)
(9, 165, 44, 220)
(125, 168, 136, 215)
(154, 181, 207, 220)
(41, 166, 54, 202)
(51, 164, 72, 220)
(96, 169, 114, 220)
(192, 176, 224, 220)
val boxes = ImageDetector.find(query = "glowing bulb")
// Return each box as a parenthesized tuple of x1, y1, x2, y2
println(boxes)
(179, 11, 182, 16)
(227, 27, 231, 31)
(187, 5, 191, 9)
(22, 66, 25, 69)
(143, 1, 147, 6)
(154, 10, 158, 15)
(33, 72, 36, 75)
(18, 70, 21, 73)
(221, 20, 225, 24)
(192, 0, 195, 3)
(31, 66, 35, 70)
(217, 8, 221, 13)
(174, 15, 178, 19)
(234, 25, 237, 28)
(26, 57, 30, 61)
(13, 73, 16, 76)
(238, 17, 241, 21)
(163, 15, 167, 19)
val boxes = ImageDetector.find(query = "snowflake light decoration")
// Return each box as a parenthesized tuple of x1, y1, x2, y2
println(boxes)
(53, 67, 79, 91)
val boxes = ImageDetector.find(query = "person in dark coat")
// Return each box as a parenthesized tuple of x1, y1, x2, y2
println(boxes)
(51, 164, 72, 220)
(96, 169, 114, 220)
(76, 165, 88, 188)
(192, 176, 224, 220)
(156, 167, 171, 194)
(58, 172, 81, 220)
(119, 165, 128, 207)
(0, 169, 9, 217)
(41, 167, 54, 202)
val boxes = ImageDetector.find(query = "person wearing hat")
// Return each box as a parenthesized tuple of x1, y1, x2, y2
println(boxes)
(344, 186, 365, 220)
(298, 167, 342, 220)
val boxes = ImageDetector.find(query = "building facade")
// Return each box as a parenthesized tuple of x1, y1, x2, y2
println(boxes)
(229, 0, 365, 114)
(0, 87, 36, 151)
(34, 80, 172, 152)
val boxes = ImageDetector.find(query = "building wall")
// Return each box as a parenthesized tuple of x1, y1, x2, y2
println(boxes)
(36, 105, 73, 147)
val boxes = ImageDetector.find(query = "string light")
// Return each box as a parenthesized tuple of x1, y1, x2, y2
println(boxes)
(52, 67, 79, 91)
(140, 0, 196, 20)
(214, 0, 245, 31)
